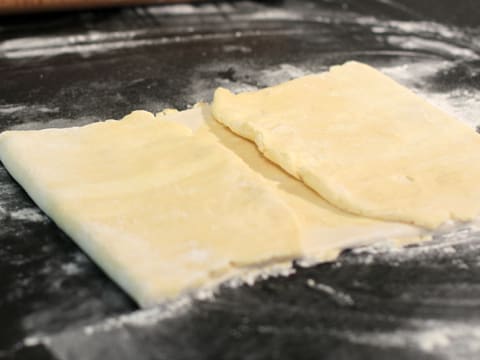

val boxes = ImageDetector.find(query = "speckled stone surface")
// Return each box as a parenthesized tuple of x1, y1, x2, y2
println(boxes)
(1, 1, 480, 359)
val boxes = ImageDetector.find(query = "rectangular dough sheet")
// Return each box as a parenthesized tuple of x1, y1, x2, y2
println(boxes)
(212, 61, 480, 229)
(0, 111, 300, 307)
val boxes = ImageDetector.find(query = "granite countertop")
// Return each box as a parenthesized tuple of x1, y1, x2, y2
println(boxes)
(1, 1, 480, 359)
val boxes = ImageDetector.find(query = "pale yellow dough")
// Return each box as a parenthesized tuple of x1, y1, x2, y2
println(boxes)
(0, 111, 300, 307)
(212, 61, 480, 228)
(161, 105, 421, 260)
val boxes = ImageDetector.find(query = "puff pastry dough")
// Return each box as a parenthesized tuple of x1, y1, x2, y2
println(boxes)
(0, 111, 300, 307)
(212, 61, 480, 228)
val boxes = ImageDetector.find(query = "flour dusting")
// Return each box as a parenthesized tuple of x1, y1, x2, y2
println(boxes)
(342, 321, 480, 356)
(23, 335, 51, 347)
(0, 205, 7, 220)
(83, 296, 193, 335)
(0, 105, 26, 114)
(421, 90, 480, 128)
(222, 45, 252, 53)
(306, 279, 354, 306)
(61, 263, 82, 276)
(0, 104, 59, 116)
(9, 116, 97, 131)
(257, 64, 311, 87)
(10, 208, 48, 222)
(382, 61, 480, 128)
(147, 3, 220, 15)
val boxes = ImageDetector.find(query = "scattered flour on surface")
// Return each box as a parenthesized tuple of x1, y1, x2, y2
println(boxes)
(83, 296, 194, 335)
(0, 105, 26, 114)
(147, 4, 198, 15)
(217, 262, 297, 289)
(0, 30, 145, 52)
(381, 61, 450, 85)
(206, 63, 310, 102)
(0, 104, 60, 115)
(23, 335, 51, 347)
(370, 20, 463, 40)
(257, 64, 311, 87)
(386, 35, 478, 60)
(9, 116, 97, 131)
(382, 61, 480, 128)
(61, 263, 83, 276)
(306, 279, 354, 306)
(222, 45, 252, 53)
(342, 321, 480, 356)
(147, 3, 225, 15)
(421, 90, 480, 129)
(10, 208, 48, 222)
(248, 9, 303, 21)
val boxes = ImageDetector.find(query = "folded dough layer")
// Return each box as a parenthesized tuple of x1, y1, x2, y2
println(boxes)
(0, 111, 300, 307)
(211, 61, 480, 229)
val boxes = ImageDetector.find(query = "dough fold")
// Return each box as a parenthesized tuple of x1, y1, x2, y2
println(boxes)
(164, 105, 422, 260)
(212, 61, 480, 228)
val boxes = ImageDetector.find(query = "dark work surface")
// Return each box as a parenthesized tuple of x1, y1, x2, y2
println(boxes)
(1, 1, 480, 359)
